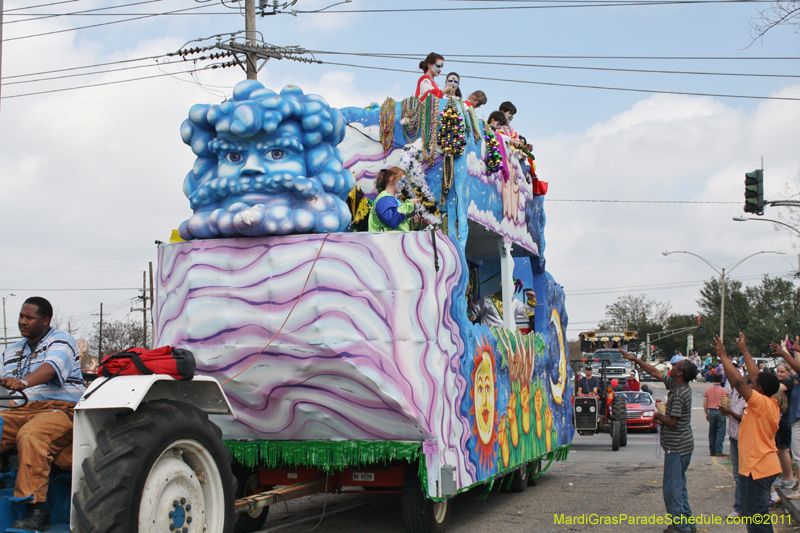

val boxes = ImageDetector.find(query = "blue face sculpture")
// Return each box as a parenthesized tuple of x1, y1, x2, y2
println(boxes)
(178, 80, 355, 239)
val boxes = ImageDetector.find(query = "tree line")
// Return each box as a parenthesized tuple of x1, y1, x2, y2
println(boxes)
(596, 275, 800, 360)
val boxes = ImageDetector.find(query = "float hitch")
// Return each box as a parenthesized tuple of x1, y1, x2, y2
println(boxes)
(234, 477, 327, 513)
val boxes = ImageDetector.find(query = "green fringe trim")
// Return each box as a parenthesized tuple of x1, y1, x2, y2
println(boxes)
(224, 440, 422, 474)
(224, 439, 570, 501)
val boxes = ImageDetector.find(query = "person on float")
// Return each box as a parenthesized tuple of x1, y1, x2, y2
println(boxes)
(444, 72, 462, 98)
(416, 53, 456, 100)
(368, 167, 420, 232)
(497, 101, 521, 144)
(469, 282, 536, 329)
(465, 90, 487, 109)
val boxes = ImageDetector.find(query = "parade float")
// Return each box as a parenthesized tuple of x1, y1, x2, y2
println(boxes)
(147, 79, 574, 533)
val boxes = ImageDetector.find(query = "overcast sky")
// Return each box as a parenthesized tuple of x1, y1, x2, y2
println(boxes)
(2, 0, 799, 344)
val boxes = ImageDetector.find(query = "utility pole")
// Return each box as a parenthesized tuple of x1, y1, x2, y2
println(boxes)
(131, 271, 149, 348)
(149, 262, 155, 346)
(1, 0, 4, 114)
(98, 303, 104, 358)
(245, 0, 257, 80)
(142, 271, 148, 348)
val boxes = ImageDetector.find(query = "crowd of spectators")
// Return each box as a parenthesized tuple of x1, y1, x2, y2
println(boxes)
(620, 333, 798, 533)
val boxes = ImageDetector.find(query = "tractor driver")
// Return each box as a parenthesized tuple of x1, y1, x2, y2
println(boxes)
(0, 297, 86, 531)
(578, 366, 599, 396)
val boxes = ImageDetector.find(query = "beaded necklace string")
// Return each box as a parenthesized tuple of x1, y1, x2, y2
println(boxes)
(379, 97, 396, 159)
(15, 342, 36, 379)
(400, 97, 421, 142)
(421, 95, 440, 168)
(437, 98, 466, 206)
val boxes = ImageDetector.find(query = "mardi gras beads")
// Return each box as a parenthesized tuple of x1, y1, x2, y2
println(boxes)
(484, 126, 504, 175)
(436, 98, 466, 158)
(379, 97, 395, 158)
(401, 96, 421, 142)
(436, 98, 466, 206)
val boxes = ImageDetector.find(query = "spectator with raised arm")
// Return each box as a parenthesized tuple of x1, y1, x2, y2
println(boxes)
(720, 384, 747, 519)
(716, 333, 781, 533)
(770, 339, 800, 499)
(620, 348, 698, 533)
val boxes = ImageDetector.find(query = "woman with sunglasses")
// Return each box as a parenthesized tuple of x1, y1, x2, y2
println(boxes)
(415, 53, 455, 100)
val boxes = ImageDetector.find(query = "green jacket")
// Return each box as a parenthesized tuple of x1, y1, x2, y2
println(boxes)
(368, 190, 416, 232)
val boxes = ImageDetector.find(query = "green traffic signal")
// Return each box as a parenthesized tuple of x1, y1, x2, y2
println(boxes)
(744, 169, 764, 215)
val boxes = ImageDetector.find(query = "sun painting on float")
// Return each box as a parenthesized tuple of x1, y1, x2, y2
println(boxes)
(470, 338, 498, 472)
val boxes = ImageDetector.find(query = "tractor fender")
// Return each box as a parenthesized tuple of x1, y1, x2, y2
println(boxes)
(70, 375, 232, 530)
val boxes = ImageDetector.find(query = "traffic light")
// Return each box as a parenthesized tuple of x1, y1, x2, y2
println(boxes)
(697, 316, 705, 331)
(744, 169, 764, 215)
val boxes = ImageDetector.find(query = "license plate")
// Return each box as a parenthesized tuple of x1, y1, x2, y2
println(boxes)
(353, 472, 375, 482)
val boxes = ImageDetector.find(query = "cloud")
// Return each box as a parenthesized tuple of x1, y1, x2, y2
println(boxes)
(537, 86, 800, 335)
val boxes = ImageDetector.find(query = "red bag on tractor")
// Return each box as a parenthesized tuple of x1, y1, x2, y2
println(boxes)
(98, 346, 195, 381)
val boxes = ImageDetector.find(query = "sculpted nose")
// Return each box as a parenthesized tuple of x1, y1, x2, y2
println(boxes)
(240, 153, 266, 176)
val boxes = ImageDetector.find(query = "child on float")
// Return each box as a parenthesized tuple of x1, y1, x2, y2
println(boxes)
(444, 72, 462, 98)
(368, 167, 420, 232)
(497, 101, 522, 146)
(487, 111, 507, 131)
(465, 90, 487, 109)
(416, 53, 456, 100)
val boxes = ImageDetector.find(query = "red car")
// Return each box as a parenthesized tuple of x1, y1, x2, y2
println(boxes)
(617, 391, 660, 432)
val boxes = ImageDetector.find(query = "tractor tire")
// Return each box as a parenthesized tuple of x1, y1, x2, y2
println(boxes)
(73, 400, 236, 533)
(402, 467, 451, 533)
(507, 466, 528, 493)
(612, 395, 628, 447)
(642, 384, 652, 394)
(611, 421, 620, 451)
(233, 465, 270, 533)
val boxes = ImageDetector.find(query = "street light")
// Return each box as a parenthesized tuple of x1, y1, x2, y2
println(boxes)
(732, 216, 800, 236)
(661, 250, 784, 342)
(3, 293, 16, 348)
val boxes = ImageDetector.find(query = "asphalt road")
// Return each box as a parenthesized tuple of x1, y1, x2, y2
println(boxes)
(250, 382, 795, 533)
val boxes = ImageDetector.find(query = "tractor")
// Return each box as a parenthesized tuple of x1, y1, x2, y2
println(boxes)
(572, 358, 628, 451)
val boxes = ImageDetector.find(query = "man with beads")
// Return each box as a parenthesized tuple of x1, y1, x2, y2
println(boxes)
(0, 296, 85, 531)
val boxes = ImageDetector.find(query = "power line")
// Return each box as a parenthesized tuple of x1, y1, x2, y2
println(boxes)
(412, 53, 800, 61)
(3, 61, 162, 86)
(310, 51, 800, 79)
(5, 0, 167, 24)
(319, 61, 800, 102)
(4, 0, 82, 12)
(0, 287, 141, 291)
(2, 61, 235, 98)
(2, 54, 161, 80)
(2, 4, 215, 42)
(565, 270, 794, 296)
(547, 199, 739, 203)
(292, 0, 773, 13)
(5, 10, 239, 17)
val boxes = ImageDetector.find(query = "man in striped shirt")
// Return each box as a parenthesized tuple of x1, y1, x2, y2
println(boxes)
(0, 297, 86, 531)
(621, 348, 698, 533)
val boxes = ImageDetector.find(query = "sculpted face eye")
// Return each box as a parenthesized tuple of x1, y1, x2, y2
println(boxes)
(224, 152, 244, 163)
(265, 149, 286, 161)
